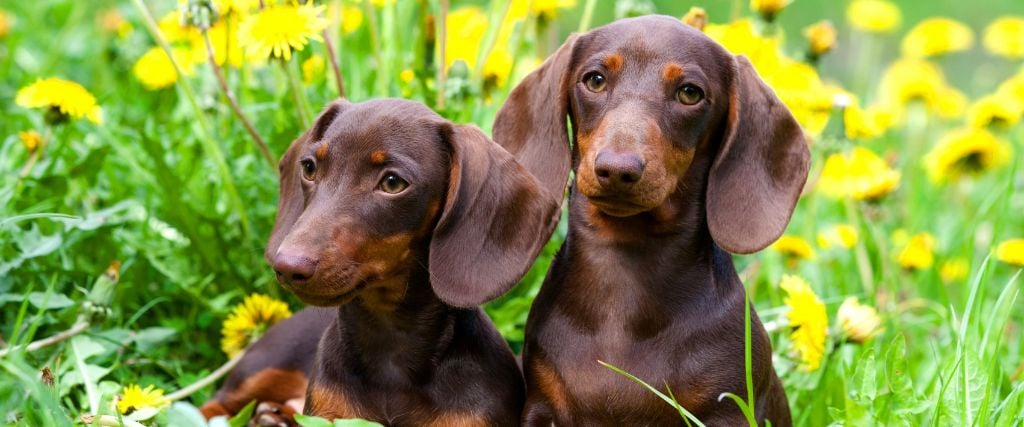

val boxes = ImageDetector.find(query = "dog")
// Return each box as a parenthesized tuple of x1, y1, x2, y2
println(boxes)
(201, 98, 562, 426)
(493, 15, 808, 425)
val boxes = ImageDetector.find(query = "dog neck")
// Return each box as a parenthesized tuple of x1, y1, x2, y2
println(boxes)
(561, 178, 740, 336)
(334, 267, 458, 384)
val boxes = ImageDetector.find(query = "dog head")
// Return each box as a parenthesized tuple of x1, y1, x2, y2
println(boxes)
(494, 15, 809, 253)
(267, 99, 560, 309)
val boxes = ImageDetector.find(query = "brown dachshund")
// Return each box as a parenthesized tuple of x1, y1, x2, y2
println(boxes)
(493, 16, 808, 425)
(201, 99, 562, 426)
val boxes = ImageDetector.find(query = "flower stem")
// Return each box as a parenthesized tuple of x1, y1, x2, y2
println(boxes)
(131, 0, 251, 237)
(202, 30, 275, 167)
(0, 321, 90, 358)
(322, 29, 346, 98)
(844, 198, 876, 296)
(164, 350, 246, 402)
(283, 60, 311, 128)
(577, 0, 597, 33)
(18, 127, 50, 179)
(435, 0, 448, 110)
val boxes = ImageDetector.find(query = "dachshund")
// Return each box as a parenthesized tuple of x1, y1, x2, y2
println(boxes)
(493, 15, 808, 426)
(201, 98, 561, 426)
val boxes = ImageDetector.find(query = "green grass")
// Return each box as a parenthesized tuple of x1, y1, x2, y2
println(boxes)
(1, 0, 1023, 425)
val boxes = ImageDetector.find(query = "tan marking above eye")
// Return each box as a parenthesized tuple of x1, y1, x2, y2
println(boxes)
(370, 150, 387, 165)
(315, 144, 329, 160)
(603, 53, 624, 73)
(662, 63, 684, 82)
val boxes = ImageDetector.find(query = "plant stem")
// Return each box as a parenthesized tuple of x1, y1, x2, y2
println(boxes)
(131, 0, 251, 237)
(322, 29, 346, 98)
(202, 30, 275, 167)
(0, 321, 90, 358)
(844, 198, 876, 296)
(283, 60, 312, 128)
(436, 0, 448, 110)
(577, 0, 597, 33)
(164, 350, 246, 402)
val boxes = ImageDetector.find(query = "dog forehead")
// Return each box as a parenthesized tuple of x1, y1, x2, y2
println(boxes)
(579, 15, 731, 72)
(320, 101, 446, 158)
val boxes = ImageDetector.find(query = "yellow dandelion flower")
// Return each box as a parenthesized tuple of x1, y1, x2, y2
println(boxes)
(837, 297, 882, 343)
(444, 6, 518, 89)
(238, 4, 327, 62)
(878, 58, 966, 119)
(781, 275, 827, 371)
(844, 100, 891, 140)
(924, 128, 1011, 183)
(940, 258, 969, 283)
(116, 384, 169, 415)
(133, 47, 194, 91)
(302, 54, 325, 84)
(0, 9, 11, 38)
(772, 235, 817, 261)
(997, 72, 1024, 106)
(764, 60, 835, 136)
(996, 239, 1024, 267)
(221, 293, 292, 357)
(706, 19, 781, 76)
(902, 18, 974, 58)
(19, 130, 42, 152)
(817, 224, 859, 250)
(846, 0, 901, 33)
(340, 5, 364, 34)
(400, 69, 415, 84)
(16, 78, 103, 124)
(897, 233, 935, 270)
(681, 7, 708, 31)
(750, 0, 791, 22)
(804, 20, 836, 57)
(370, 0, 397, 7)
(983, 17, 1024, 59)
(817, 147, 900, 201)
(192, 19, 245, 68)
(158, 11, 196, 43)
(531, 0, 577, 20)
(967, 94, 1023, 129)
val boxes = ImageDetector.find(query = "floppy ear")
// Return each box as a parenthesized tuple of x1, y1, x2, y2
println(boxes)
(706, 56, 811, 254)
(265, 100, 350, 262)
(493, 34, 578, 202)
(429, 125, 561, 308)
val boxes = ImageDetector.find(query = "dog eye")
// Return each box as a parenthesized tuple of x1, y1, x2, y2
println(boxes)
(300, 159, 316, 181)
(676, 84, 704, 105)
(583, 72, 607, 93)
(379, 173, 409, 194)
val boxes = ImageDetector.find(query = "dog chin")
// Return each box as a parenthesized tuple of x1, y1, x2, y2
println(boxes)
(584, 195, 656, 217)
(284, 284, 362, 307)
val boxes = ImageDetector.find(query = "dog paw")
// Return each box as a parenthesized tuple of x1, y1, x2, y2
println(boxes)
(247, 401, 296, 427)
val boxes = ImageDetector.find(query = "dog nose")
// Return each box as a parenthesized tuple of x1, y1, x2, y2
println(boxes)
(594, 151, 645, 189)
(272, 253, 318, 285)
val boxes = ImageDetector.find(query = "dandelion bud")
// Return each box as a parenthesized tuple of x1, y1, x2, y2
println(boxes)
(837, 297, 882, 343)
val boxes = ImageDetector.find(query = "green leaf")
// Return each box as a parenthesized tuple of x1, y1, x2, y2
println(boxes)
(228, 400, 257, 427)
(294, 414, 334, 427)
(165, 401, 209, 427)
(333, 419, 385, 427)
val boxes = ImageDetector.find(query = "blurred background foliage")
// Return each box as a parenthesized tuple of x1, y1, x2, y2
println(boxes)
(1, 0, 1023, 425)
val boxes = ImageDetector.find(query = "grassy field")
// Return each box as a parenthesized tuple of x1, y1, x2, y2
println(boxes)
(1, 0, 1023, 425)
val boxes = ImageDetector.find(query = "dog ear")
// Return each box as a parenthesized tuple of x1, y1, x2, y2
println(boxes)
(706, 56, 810, 254)
(493, 34, 578, 203)
(429, 124, 561, 308)
(265, 100, 350, 262)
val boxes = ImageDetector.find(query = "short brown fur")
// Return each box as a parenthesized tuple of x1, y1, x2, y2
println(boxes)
(494, 15, 809, 426)
(205, 99, 562, 426)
